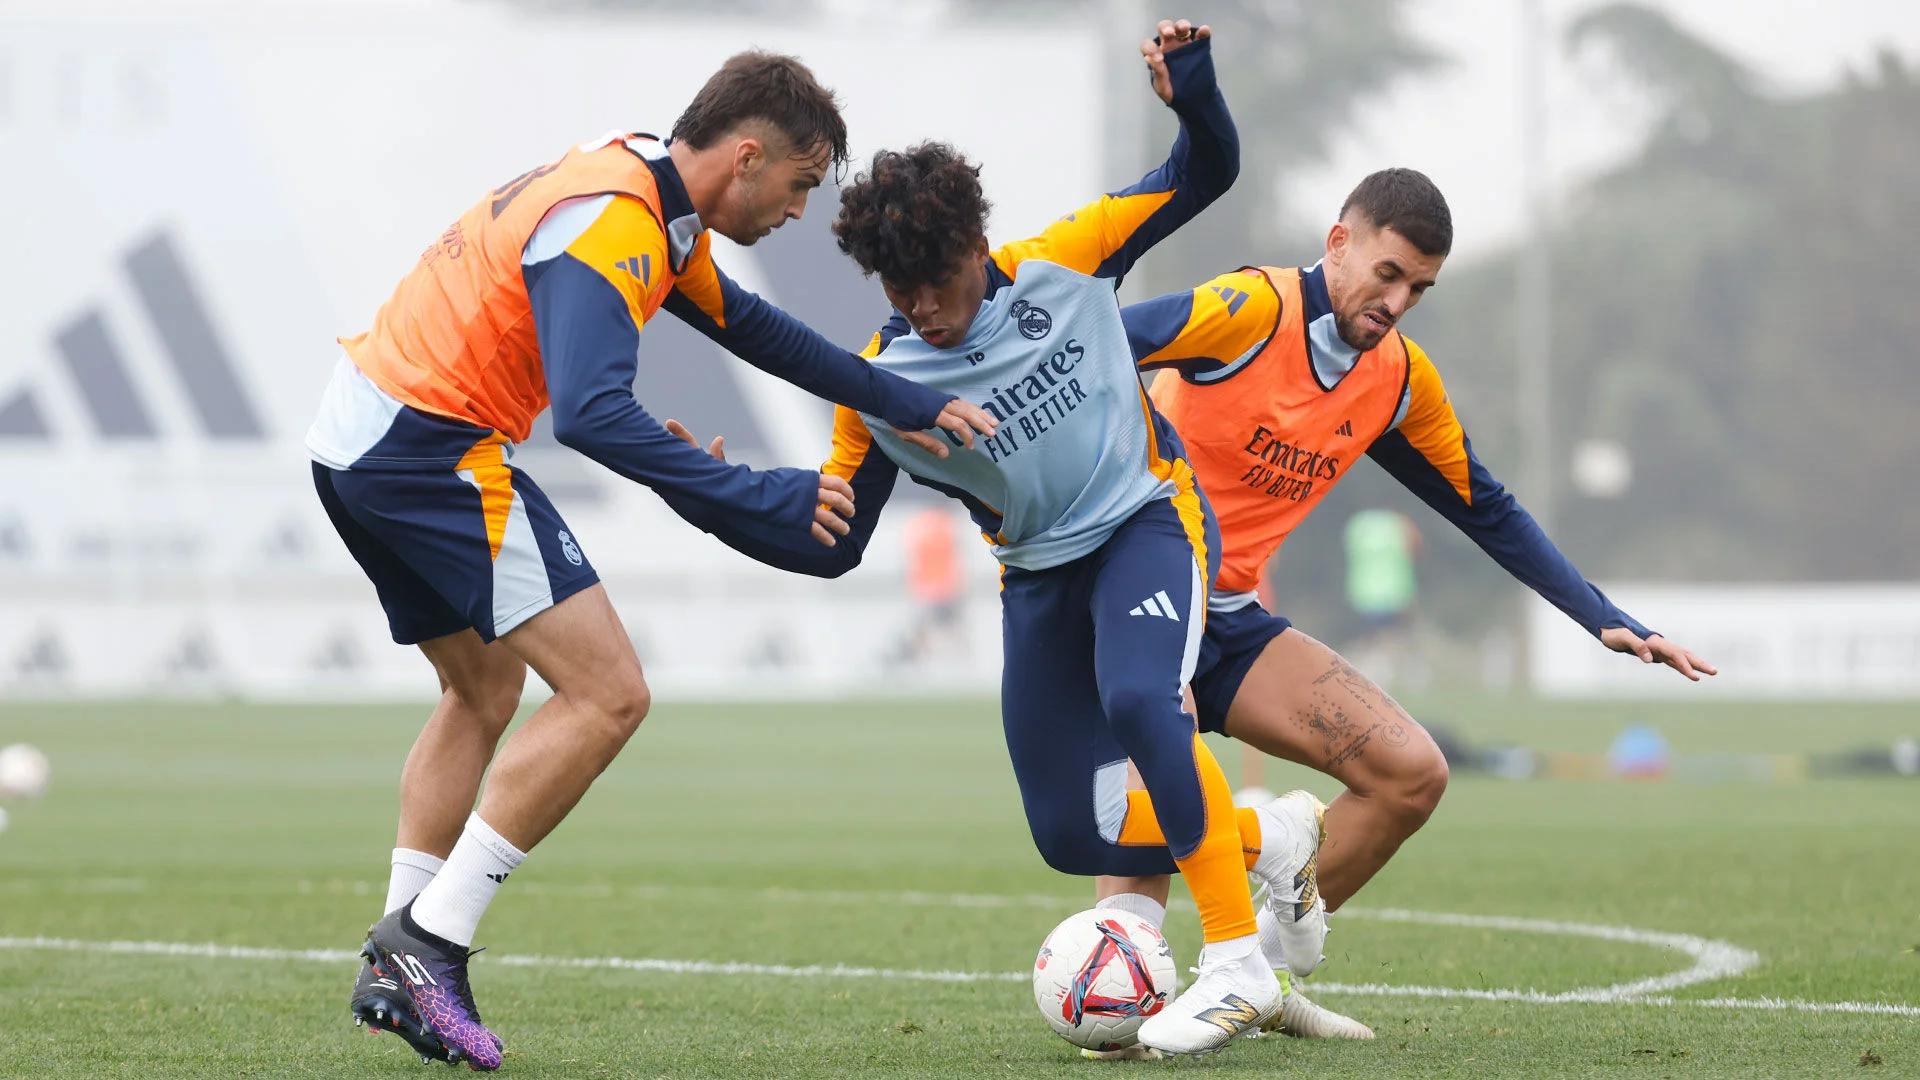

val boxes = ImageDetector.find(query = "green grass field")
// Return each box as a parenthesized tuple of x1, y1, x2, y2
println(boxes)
(1, 695, 1916, 1078)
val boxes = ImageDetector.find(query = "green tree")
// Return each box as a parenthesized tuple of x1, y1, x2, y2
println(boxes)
(1415, 3, 1920, 600)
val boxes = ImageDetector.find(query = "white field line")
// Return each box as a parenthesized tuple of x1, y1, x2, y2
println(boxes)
(0, 936, 1026, 985)
(1330, 906, 1762, 1000)
(4, 893, 1916, 1019)
(4, 933, 1913, 1016)
(7, 930, 1912, 1014)
(2, 932, 1914, 1017)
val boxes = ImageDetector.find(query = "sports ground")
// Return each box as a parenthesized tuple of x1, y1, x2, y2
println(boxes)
(1, 694, 1914, 1078)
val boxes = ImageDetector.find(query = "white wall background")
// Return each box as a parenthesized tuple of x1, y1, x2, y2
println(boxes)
(0, 0, 1120, 698)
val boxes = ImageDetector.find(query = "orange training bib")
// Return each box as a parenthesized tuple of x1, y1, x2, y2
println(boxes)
(342, 134, 674, 442)
(1149, 267, 1410, 594)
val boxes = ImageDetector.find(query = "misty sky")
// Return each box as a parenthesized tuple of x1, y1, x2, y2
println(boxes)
(1285, 0, 1920, 260)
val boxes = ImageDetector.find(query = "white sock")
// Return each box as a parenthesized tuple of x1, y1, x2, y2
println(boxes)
(409, 812, 525, 947)
(1095, 892, 1168, 930)
(1250, 802, 1301, 882)
(1256, 907, 1291, 972)
(385, 848, 445, 915)
(1198, 931, 1261, 967)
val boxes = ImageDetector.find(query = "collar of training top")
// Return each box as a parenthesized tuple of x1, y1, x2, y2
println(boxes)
(629, 134, 703, 274)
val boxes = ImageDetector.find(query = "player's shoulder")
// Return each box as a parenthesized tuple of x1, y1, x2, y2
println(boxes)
(1393, 334, 1460, 425)
(525, 193, 667, 268)
(568, 193, 667, 252)
(988, 200, 1113, 280)
(1400, 334, 1443, 385)
(1196, 266, 1280, 314)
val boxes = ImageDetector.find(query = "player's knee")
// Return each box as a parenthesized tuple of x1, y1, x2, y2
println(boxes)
(1028, 816, 1103, 877)
(477, 666, 527, 733)
(1096, 682, 1163, 743)
(1390, 735, 1449, 828)
(597, 676, 651, 744)
(441, 663, 526, 738)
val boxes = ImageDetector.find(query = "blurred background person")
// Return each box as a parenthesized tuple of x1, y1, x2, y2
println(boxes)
(1343, 506, 1425, 688)
(888, 505, 969, 671)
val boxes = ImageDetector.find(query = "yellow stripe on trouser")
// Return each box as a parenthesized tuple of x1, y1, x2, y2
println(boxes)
(1166, 459, 1210, 591)
(1117, 736, 1260, 942)
(455, 434, 514, 561)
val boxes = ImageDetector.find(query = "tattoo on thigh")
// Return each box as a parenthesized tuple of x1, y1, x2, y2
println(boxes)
(1312, 654, 1412, 727)
(1304, 704, 1380, 766)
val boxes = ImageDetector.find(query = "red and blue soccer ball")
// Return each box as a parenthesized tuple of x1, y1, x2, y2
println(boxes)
(1031, 908, 1177, 1050)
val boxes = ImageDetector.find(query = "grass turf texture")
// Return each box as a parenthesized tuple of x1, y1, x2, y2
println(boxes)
(0, 695, 1915, 1078)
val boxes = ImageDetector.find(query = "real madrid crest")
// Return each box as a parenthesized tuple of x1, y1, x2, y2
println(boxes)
(1010, 298, 1053, 340)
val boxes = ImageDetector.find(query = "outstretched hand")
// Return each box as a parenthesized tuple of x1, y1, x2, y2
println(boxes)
(665, 419, 854, 547)
(1599, 627, 1718, 682)
(897, 397, 998, 458)
(1142, 18, 1210, 105)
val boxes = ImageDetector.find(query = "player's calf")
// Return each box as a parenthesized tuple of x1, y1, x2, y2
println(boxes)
(1249, 789, 1329, 977)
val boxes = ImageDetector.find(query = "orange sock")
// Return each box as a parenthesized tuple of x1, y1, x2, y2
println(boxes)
(1119, 792, 1263, 871)
(1116, 738, 1258, 942)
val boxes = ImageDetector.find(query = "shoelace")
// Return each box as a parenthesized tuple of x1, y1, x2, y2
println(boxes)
(445, 945, 485, 1023)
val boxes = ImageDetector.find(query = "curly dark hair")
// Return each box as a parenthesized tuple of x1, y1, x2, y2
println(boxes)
(832, 142, 992, 289)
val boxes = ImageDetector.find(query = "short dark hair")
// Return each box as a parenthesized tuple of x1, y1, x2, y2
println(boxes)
(671, 50, 849, 167)
(833, 142, 992, 289)
(1339, 168, 1453, 257)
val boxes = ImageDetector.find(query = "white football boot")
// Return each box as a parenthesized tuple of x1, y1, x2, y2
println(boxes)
(1263, 970, 1375, 1039)
(1250, 789, 1329, 977)
(1134, 942, 1280, 1056)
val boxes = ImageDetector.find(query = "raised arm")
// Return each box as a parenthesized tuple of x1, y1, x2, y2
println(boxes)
(992, 22, 1238, 284)
(523, 196, 820, 528)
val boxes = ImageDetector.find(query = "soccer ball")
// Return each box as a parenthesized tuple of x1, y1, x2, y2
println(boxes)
(0, 744, 49, 800)
(1031, 908, 1177, 1050)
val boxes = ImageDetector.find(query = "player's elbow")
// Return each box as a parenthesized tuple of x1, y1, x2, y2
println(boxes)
(1198, 144, 1239, 204)
(819, 544, 864, 578)
(549, 407, 598, 454)
(1215, 137, 1242, 189)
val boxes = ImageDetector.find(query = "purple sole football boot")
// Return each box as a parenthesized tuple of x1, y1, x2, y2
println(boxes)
(362, 905, 504, 1071)
(351, 957, 451, 1063)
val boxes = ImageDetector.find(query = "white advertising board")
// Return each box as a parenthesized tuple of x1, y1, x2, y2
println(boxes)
(0, 0, 1113, 698)
(1530, 585, 1920, 699)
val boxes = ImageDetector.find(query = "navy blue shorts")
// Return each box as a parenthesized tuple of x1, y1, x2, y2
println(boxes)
(1188, 600, 1293, 736)
(310, 409, 599, 645)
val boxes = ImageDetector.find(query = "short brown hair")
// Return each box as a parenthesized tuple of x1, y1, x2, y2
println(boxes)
(671, 51, 849, 167)
(1339, 168, 1453, 257)
(834, 143, 991, 290)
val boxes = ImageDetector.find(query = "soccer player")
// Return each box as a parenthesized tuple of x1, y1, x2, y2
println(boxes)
(1095, 166, 1716, 1014)
(307, 53, 994, 1069)
(664, 20, 1333, 1056)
